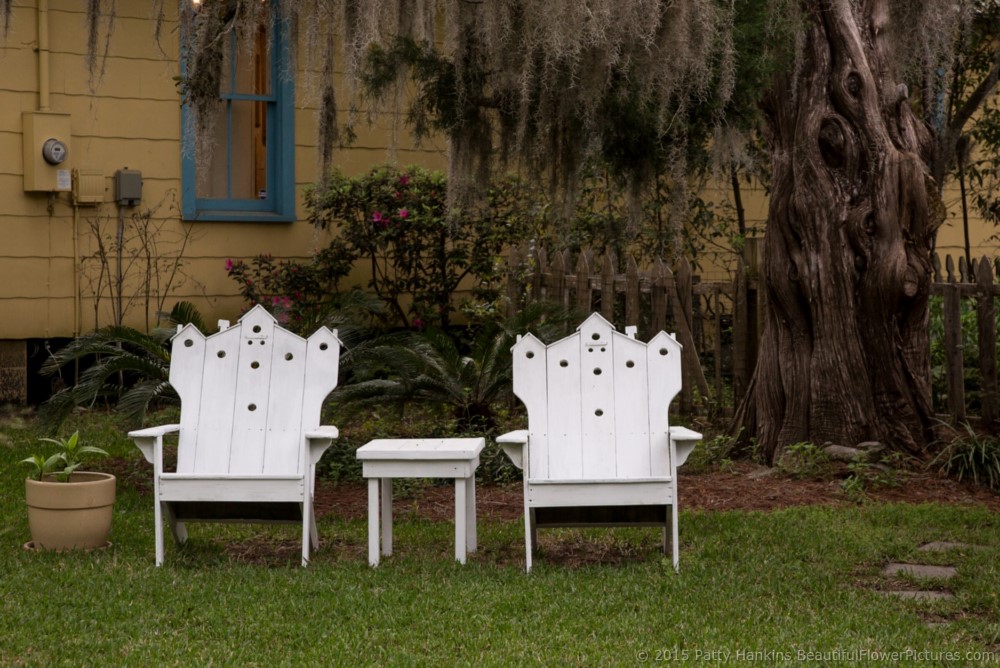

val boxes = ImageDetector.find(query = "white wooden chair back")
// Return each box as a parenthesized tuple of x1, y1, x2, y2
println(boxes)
(170, 305, 341, 476)
(511, 313, 682, 481)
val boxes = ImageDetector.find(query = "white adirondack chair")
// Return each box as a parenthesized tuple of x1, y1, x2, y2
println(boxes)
(128, 305, 341, 567)
(497, 313, 701, 572)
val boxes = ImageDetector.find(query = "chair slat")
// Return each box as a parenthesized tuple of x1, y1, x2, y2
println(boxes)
(171, 326, 206, 473)
(512, 334, 549, 480)
(193, 326, 243, 473)
(545, 336, 584, 480)
(578, 318, 616, 479)
(612, 333, 653, 478)
(261, 327, 309, 475)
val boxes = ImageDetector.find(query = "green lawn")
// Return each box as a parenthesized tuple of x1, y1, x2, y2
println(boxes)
(2, 411, 998, 665)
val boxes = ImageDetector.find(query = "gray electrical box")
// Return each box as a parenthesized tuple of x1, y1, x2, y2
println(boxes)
(114, 168, 142, 206)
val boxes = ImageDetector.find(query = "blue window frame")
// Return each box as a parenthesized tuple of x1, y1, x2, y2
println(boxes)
(181, 3, 295, 222)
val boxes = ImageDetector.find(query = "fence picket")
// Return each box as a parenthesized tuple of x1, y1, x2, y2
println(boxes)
(532, 247, 546, 299)
(625, 255, 640, 328)
(651, 259, 668, 333)
(601, 250, 616, 321)
(733, 257, 749, 404)
(977, 257, 998, 426)
(943, 283, 966, 422)
(575, 253, 591, 313)
(550, 250, 567, 308)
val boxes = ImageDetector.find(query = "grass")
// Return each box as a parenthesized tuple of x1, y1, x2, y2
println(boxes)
(2, 410, 999, 665)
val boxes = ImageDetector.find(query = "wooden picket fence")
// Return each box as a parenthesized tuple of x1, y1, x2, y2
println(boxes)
(508, 243, 999, 427)
(931, 254, 999, 427)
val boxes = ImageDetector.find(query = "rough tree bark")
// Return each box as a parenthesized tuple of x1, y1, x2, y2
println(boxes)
(735, 0, 945, 464)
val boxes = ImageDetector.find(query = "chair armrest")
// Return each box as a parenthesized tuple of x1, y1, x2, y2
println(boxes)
(496, 430, 528, 470)
(496, 430, 528, 444)
(304, 426, 340, 440)
(305, 425, 340, 466)
(669, 426, 702, 468)
(128, 424, 180, 466)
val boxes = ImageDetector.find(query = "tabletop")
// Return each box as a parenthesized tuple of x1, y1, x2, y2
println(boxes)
(356, 438, 485, 461)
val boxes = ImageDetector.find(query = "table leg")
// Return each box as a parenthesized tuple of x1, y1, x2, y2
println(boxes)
(466, 475, 477, 553)
(454, 477, 467, 564)
(381, 477, 393, 557)
(367, 478, 380, 566)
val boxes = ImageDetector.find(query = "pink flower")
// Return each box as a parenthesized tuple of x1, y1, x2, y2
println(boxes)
(398, 208, 409, 219)
(225, 258, 234, 272)
(372, 211, 383, 223)
(412, 318, 424, 330)
(399, 174, 410, 186)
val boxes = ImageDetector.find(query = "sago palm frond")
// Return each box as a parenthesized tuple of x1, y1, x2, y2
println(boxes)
(38, 302, 207, 431)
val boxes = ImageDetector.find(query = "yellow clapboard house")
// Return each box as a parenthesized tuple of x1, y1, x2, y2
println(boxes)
(0, 1, 993, 403)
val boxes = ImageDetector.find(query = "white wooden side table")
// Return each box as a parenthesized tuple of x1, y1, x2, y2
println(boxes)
(356, 437, 485, 566)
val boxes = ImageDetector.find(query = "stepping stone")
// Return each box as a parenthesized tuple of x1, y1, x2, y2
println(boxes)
(878, 590, 955, 601)
(882, 563, 957, 579)
(918, 541, 984, 552)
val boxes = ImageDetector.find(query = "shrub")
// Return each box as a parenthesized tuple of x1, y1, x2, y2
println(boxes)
(225, 247, 354, 333)
(684, 434, 737, 473)
(776, 441, 832, 479)
(305, 165, 535, 329)
(931, 422, 1000, 490)
(334, 301, 576, 432)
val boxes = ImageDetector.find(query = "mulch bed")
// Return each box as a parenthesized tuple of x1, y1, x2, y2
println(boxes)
(311, 462, 1000, 524)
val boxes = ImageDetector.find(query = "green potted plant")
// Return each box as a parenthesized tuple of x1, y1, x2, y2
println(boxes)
(21, 431, 116, 551)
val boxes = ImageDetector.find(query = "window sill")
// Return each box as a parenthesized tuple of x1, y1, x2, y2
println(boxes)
(182, 210, 297, 223)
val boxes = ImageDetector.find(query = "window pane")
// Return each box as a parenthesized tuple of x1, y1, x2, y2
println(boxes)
(220, 17, 271, 96)
(195, 103, 230, 199)
(195, 100, 268, 200)
(230, 100, 267, 199)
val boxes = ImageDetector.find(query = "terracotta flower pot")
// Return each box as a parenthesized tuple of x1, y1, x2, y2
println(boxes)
(25, 472, 116, 551)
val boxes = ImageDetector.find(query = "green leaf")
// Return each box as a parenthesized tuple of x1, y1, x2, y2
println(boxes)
(43, 454, 66, 473)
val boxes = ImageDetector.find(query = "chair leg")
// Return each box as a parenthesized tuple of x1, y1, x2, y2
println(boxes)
(301, 501, 311, 567)
(524, 504, 535, 573)
(309, 503, 320, 550)
(166, 504, 187, 545)
(529, 508, 538, 556)
(671, 500, 680, 573)
(154, 500, 165, 567)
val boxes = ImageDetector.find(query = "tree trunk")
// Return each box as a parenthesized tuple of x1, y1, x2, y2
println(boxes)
(734, 0, 945, 464)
